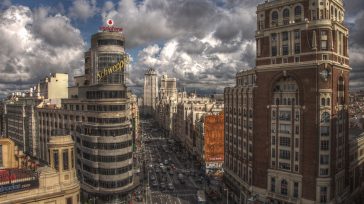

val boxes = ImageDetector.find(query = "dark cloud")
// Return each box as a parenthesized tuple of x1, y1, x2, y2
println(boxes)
(0, 5, 84, 98)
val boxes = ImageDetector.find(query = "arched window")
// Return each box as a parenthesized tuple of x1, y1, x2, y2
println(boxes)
(326, 98, 330, 106)
(281, 180, 288, 195)
(295, 6, 302, 16)
(283, 8, 290, 18)
(272, 11, 278, 21)
(321, 112, 330, 123)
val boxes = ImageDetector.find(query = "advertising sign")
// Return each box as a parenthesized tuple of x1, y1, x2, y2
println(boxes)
(96, 55, 130, 80)
(204, 112, 224, 162)
(99, 19, 123, 32)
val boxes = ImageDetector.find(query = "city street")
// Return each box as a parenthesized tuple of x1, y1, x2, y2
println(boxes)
(132, 118, 230, 204)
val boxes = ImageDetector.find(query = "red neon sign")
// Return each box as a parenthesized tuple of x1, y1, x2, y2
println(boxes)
(100, 19, 123, 32)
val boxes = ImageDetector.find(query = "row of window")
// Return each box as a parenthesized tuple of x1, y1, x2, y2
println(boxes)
(82, 140, 132, 150)
(86, 91, 126, 99)
(83, 176, 132, 188)
(80, 127, 130, 136)
(83, 152, 132, 162)
(87, 117, 127, 124)
(83, 164, 132, 175)
(97, 39, 124, 47)
(87, 105, 126, 112)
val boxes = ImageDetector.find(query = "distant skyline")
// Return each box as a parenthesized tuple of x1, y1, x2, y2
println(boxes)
(0, 0, 363, 98)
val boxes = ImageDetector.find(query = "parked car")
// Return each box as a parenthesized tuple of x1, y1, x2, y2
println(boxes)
(168, 183, 174, 190)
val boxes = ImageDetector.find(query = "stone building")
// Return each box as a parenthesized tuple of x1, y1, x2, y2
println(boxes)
(0, 135, 80, 204)
(224, 0, 350, 203)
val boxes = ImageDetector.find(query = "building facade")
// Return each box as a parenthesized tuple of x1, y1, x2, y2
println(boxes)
(224, 0, 350, 203)
(36, 30, 137, 203)
(143, 68, 158, 115)
(195, 111, 225, 173)
(0, 135, 80, 204)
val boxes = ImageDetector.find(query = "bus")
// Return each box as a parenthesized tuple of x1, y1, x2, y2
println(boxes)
(197, 190, 206, 204)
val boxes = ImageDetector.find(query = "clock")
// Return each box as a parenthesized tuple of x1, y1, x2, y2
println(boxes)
(320, 69, 330, 81)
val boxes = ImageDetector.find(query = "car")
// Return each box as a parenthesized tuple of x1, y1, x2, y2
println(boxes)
(160, 182, 166, 190)
(150, 175, 156, 181)
(155, 168, 160, 173)
(152, 180, 158, 187)
(168, 183, 174, 190)
(168, 170, 174, 175)
(164, 160, 169, 165)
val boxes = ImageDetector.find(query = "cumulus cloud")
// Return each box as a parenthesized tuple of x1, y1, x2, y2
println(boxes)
(69, 0, 97, 21)
(102, 0, 257, 95)
(0, 5, 84, 97)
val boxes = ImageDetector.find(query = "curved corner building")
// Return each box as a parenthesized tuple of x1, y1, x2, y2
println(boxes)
(74, 30, 136, 203)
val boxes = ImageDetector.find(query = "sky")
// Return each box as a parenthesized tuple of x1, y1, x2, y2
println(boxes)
(0, 0, 363, 97)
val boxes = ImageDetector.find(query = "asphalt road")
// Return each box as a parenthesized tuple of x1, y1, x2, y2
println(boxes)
(135, 119, 228, 204)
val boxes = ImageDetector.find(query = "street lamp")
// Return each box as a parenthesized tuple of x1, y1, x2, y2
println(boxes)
(224, 188, 229, 204)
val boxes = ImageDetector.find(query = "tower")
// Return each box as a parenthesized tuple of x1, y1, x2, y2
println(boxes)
(72, 24, 135, 203)
(143, 68, 158, 115)
(224, 0, 350, 203)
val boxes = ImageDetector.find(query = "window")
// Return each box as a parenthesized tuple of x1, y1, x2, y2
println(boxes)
(321, 112, 330, 123)
(293, 182, 299, 198)
(295, 56, 300, 63)
(279, 150, 291, 160)
(320, 187, 327, 203)
(281, 180, 288, 195)
(272, 148, 276, 158)
(295, 138, 299, 148)
(320, 126, 329, 136)
(295, 152, 299, 161)
(53, 150, 59, 170)
(279, 162, 290, 170)
(283, 9, 290, 18)
(320, 140, 329, 150)
(282, 45, 289, 55)
(279, 124, 291, 134)
(66, 197, 73, 204)
(295, 43, 301, 54)
(295, 6, 302, 16)
(98, 39, 124, 47)
(280, 137, 291, 147)
(320, 155, 329, 165)
(312, 9, 317, 20)
(272, 46, 277, 56)
(71, 148, 74, 168)
(295, 30, 301, 40)
(272, 110, 276, 119)
(271, 177, 276, 192)
(279, 111, 291, 121)
(326, 98, 330, 106)
(321, 41, 327, 50)
(0, 145, 2, 167)
(283, 9, 290, 25)
(272, 11, 278, 25)
(320, 168, 329, 176)
(63, 149, 69, 171)
(282, 32, 288, 41)
(272, 136, 276, 145)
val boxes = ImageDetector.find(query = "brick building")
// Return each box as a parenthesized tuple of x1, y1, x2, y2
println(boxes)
(224, 0, 350, 203)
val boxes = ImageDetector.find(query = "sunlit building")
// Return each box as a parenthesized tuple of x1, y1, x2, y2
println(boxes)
(0, 135, 80, 204)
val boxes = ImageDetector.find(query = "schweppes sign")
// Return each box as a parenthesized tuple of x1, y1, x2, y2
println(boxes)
(97, 55, 130, 80)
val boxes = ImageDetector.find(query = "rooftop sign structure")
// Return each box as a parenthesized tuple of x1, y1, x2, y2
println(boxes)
(97, 54, 130, 80)
(99, 19, 123, 32)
